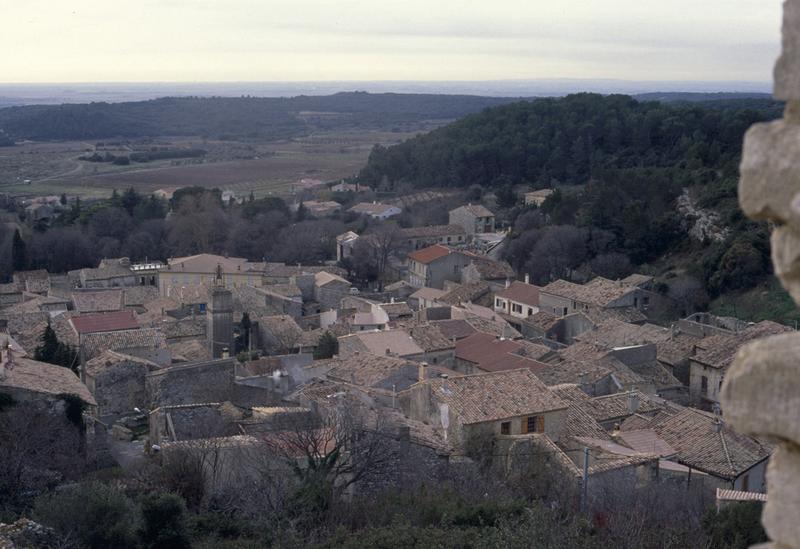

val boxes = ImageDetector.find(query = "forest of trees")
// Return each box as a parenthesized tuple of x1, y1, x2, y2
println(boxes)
(0, 93, 519, 141)
(358, 93, 781, 188)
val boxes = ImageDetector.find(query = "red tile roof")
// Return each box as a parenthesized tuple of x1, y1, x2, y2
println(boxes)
(70, 310, 140, 335)
(407, 244, 457, 264)
(455, 332, 521, 366)
(495, 281, 540, 306)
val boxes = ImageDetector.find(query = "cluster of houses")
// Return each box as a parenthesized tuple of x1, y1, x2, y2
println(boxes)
(0, 199, 781, 502)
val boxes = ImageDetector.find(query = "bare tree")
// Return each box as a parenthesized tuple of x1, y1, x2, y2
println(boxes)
(255, 405, 398, 511)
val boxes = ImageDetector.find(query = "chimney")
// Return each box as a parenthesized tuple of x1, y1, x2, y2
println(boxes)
(627, 391, 640, 414)
(524, 274, 530, 284)
(505, 278, 511, 289)
(418, 361, 428, 382)
(712, 403, 723, 433)
(221, 347, 230, 359)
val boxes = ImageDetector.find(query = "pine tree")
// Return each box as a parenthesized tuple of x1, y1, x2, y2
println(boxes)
(314, 331, 339, 359)
(295, 201, 308, 222)
(248, 190, 255, 203)
(11, 229, 26, 272)
(59, 193, 67, 206)
(34, 322, 60, 363)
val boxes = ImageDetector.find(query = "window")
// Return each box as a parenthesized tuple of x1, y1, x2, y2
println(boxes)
(447, 237, 451, 243)
(741, 474, 749, 492)
(500, 422, 511, 435)
(512, 303, 522, 314)
(496, 298, 502, 307)
(572, 300, 576, 310)
(522, 415, 545, 434)
(562, 307, 568, 316)
(701, 376, 708, 395)
(634, 297, 639, 308)
(528, 308, 533, 316)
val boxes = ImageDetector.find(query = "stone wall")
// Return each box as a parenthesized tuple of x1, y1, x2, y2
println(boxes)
(146, 358, 235, 408)
(719, 3, 800, 547)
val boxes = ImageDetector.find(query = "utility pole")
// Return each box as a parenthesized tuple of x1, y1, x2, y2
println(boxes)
(581, 447, 589, 513)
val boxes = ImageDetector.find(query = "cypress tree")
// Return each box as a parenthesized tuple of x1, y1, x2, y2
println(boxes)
(11, 229, 26, 272)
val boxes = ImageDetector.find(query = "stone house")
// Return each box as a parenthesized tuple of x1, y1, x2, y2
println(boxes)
(70, 310, 140, 339)
(539, 277, 650, 318)
(158, 253, 267, 295)
(620, 407, 771, 492)
(71, 289, 125, 313)
(453, 331, 549, 375)
(336, 231, 360, 262)
(409, 287, 447, 310)
(448, 204, 495, 236)
(524, 189, 554, 207)
(493, 279, 540, 320)
(77, 258, 137, 289)
(314, 271, 352, 312)
(347, 201, 402, 220)
(400, 225, 467, 250)
(84, 350, 160, 419)
(460, 256, 516, 291)
(338, 329, 425, 361)
(256, 314, 315, 355)
(407, 245, 472, 289)
(12, 270, 51, 295)
(400, 368, 568, 447)
(688, 321, 791, 407)
(145, 357, 236, 408)
(0, 346, 96, 411)
(82, 328, 171, 367)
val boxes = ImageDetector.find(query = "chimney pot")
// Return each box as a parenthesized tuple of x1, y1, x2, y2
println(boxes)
(418, 361, 428, 382)
(524, 274, 530, 284)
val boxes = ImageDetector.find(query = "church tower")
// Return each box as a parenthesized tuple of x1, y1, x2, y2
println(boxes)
(207, 264, 233, 359)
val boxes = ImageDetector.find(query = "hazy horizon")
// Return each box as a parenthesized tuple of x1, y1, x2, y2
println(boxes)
(3, 1, 780, 84)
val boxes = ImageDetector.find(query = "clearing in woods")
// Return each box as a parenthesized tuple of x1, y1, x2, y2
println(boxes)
(0, 129, 418, 199)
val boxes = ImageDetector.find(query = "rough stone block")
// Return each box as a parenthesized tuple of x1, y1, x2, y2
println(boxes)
(763, 443, 800, 545)
(739, 120, 800, 223)
(771, 226, 800, 303)
(721, 332, 800, 444)
(776, 0, 800, 100)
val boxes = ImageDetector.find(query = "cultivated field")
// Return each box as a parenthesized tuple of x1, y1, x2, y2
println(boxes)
(0, 129, 424, 200)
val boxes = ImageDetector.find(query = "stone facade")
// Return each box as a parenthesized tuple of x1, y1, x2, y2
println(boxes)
(207, 286, 234, 359)
(145, 358, 235, 408)
(720, 3, 800, 546)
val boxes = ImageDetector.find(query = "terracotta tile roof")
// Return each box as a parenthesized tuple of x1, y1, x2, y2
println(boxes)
(71, 289, 124, 313)
(580, 307, 648, 324)
(79, 263, 133, 281)
(123, 285, 161, 307)
(459, 314, 521, 339)
(70, 310, 139, 335)
(541, 277, 638, 308)
(406, 323, 455, 352)
(1, 355, 95, 405)
(400, 225, 466, 239)
(82, 328, 166, 361)
(84, 349, 160, 377)
(419, 368, 567, 425)
(410, 287, 447, 302)
(452, 204, 494, 218)
(314, 271, 350, 287)
(455, 332, 521, 365)
(160, 318, 206, 340)
(380, 302, 413, 318)
(407, 244, 457, 264)
(495, 281, 540, 306)
(324, 354, 416, 388)
(631, 408, 771, 480)
(340, 329, 424, 358)
(581, 391, 663, 424)
(168, 339, 210, 363)
(615, 429, 677, 457)
(692, 320, 792, 370)
(621, 273, 654, 287)
(13, 270, 51, 293)
(438, 282, 492, 306)
(348, 202, 398, 215)
(165, 253, 260, 275)
(465, 256, 515, 281)
(534, 357, 613, 387)
(257, 315, 304, 346)
(432, 319, 476, 341)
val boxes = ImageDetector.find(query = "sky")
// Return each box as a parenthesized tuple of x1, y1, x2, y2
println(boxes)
(0, 0, 782, 84)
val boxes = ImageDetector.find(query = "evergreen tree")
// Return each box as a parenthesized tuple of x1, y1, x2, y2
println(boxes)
(11, 229, 26, 272)
(34, 322, 60, 364)
(59, 193, 67, 206)
(248, 190, 255, 202)
(314, 331, 339, 359)
(296, 201, 308, 222)
(120, 187, 140, 216)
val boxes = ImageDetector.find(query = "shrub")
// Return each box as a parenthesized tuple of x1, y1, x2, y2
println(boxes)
(140, 492, 191, 549)
(34, 482, 139, 549)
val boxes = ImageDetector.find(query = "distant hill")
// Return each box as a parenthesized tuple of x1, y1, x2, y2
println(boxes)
(0, 92, 522, 141)
(632, 92, 773, 103)
(357, 93, 782, 188)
